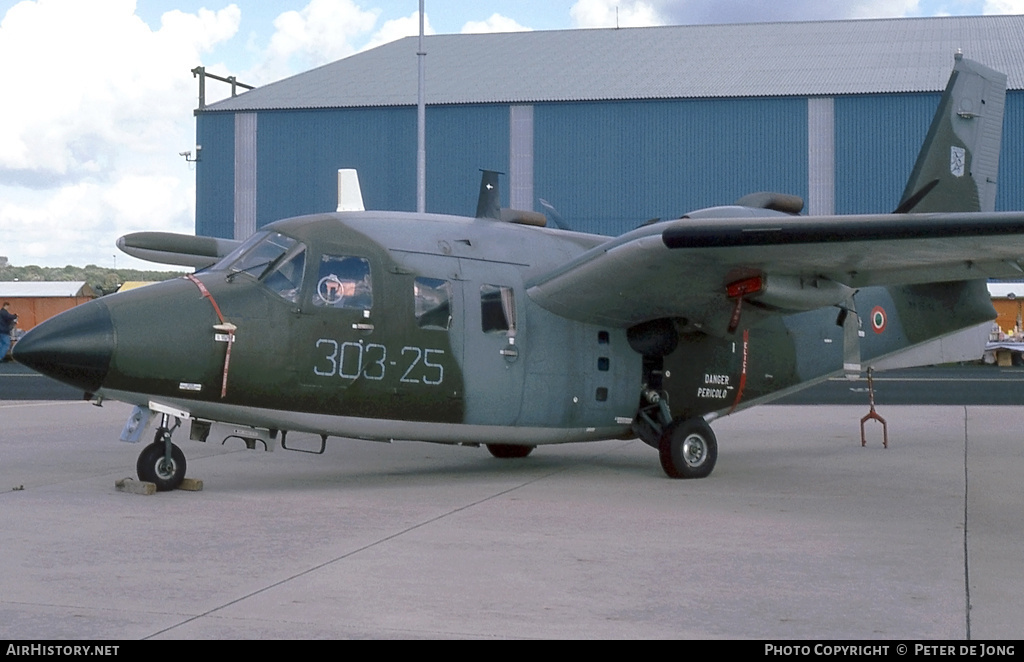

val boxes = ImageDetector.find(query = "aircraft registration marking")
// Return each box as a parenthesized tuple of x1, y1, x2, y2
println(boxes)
(314, 338, 445, 385)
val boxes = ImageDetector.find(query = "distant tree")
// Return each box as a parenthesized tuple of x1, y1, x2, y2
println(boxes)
(0, 263, 185, 295)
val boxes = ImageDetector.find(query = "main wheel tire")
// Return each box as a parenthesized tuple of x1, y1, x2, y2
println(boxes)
(486, 444, 535, 459)
(659, 417, 718, 479)
(137, 441, 187, 491)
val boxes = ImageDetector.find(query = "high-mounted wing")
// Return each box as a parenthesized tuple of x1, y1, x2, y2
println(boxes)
(528, 53, 1020, 336)
(116, 232, 241, 269)
(526, 211, 1024, 334)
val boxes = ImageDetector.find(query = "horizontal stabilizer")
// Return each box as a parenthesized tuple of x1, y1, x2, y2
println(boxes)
(117, 232, 241, 269)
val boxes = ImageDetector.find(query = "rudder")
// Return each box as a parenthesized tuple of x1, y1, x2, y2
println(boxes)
(896, 53, 1006, 214)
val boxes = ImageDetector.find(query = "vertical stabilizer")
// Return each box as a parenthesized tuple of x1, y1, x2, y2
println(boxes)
(896, 54, 1006, 213)
(476, 170, 501, 219)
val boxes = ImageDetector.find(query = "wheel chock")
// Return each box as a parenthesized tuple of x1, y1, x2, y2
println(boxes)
(115, 477, 202, 494)
(115, 477, 156, 496)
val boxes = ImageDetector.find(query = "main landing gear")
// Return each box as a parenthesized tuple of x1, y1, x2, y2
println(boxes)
(658, 417, 718, 479)
(486, 444, 535, 459)
(136, 414, 187, 491)
(633, 385, 719, 479)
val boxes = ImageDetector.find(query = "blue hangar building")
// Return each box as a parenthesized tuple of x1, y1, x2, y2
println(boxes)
(194, 15, 1024, 240)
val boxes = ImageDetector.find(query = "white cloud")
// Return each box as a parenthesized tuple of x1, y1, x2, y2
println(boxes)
(569, 0, 928, 26)
(361, 10, 435, 53)
(984, 0, 1024, 11)
(251, 1, 439, 84)
(843, 0, 921, 18)
(0, 0, 239, 267)
(461, 13, 531, 34)
(253, 0, 379, 83)
(570, 0, 664, 28)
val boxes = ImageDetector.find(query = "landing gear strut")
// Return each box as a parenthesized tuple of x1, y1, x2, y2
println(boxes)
(659, 417, 718, 479)
(136, 414, 187, 491)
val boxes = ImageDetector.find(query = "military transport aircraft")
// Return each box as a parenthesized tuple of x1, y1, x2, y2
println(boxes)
(14, 54, 1024, 489)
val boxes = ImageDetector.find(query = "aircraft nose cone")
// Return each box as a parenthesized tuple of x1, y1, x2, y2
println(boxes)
(13, 300, 114, 393)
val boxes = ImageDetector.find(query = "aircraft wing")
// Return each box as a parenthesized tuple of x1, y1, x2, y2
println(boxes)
(117, 232, 241, 269)
(526, 211, 1024, 334)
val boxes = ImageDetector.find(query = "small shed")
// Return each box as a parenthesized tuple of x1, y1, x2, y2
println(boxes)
(987, 282, 1024, 337)
(0, 282, 97, 332)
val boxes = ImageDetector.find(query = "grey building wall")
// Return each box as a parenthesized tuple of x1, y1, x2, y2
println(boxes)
(807, 97, 835, 216)
(234, 113, 257, 239)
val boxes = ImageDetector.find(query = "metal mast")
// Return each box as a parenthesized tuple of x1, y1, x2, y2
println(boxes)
(416, 0, 426, 213)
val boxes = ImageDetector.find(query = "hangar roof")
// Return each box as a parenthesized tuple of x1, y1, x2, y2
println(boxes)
(205, 15, 1024, 112)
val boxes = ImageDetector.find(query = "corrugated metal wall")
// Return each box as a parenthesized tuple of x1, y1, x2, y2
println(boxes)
(195, 112, 235, 239)
(422, 104, 509, 217)
(835, 90, 1024, 214)
(255, 107, 417, 227)
(195, 92, 1024, 239)
(196, 105, 508, 237)
(999, 91, 1024, 212)
(533, 98, 808, 237)
(834, 93, 939, 214)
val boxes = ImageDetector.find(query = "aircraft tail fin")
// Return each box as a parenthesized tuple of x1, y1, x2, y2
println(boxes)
(896, 53, 1006, 214)
(476, 170, 501, 219)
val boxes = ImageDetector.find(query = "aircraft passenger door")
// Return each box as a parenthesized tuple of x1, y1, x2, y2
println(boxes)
(297, 250, 382, 417)
(384, 251, 466, 424)
(459, 262, 525, 426)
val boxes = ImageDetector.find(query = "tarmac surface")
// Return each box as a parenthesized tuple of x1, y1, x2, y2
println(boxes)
(1, 399, 1022, 639)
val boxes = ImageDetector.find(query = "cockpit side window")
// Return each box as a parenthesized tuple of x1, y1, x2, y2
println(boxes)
(211, 231, 299, 283)
(210, 231, 269, 272)
(313, 254, 373, 309)
(229, 233, 298, 279)
(261, 245, 306, 303)
(414, 277, 452, 330)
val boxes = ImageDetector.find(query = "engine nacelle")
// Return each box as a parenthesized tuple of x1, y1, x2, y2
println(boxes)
(728, 273, 853, 312)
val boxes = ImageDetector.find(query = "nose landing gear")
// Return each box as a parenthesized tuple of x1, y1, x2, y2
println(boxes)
(136, 414, 187, 491)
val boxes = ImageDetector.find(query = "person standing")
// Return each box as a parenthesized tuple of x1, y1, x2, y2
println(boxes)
(0, 302, 17, 361)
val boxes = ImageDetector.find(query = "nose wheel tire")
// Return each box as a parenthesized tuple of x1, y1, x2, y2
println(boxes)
(137, 441, 187, 491)
(659, 417, 717, 479)
(486, 444, 535, 459)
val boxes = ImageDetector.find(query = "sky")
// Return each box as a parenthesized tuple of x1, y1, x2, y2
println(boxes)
(1, 0, 1023, 268)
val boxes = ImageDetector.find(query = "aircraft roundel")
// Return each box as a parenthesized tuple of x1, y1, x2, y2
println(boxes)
(870, 306, 887, 333)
